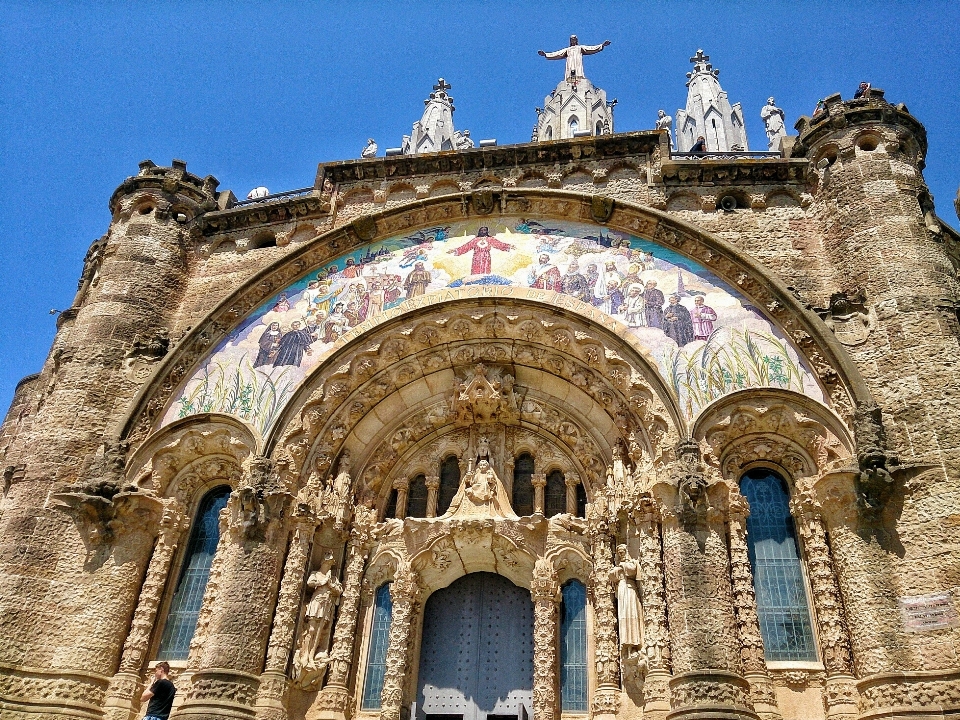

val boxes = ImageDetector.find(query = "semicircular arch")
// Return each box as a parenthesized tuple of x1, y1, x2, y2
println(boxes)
(118, 190, 869, 454)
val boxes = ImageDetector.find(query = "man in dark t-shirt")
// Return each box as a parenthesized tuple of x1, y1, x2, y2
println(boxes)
(141, 661, 176, 720)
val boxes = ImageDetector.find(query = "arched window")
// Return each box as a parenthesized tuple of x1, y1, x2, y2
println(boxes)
(595, 120, 604, 136)
(157, 485, 231, 660)
(560, 580, 588, 712)
(569, 117, 579, 134)
(741, 469, 818, 662)
(383, 488, 398, 520)
(513, 452, 535, 516)
(545, 469, 566, 517)
(544, 126, 554, 140)
(437, 456, 461, 516)
(407, 474, 428, 518)
(361, 583, 393, 710)
(576, 482, 587, 518)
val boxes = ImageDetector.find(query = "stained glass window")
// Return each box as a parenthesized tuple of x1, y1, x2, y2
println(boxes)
(361, 583, 394, 710)
(157, 485, 231, 660)
(741, 469, 818, 662)
(407, 474, 428, 518)
(513, 453, 535, 516)
(560, 580, 588, 712)
(545, 470, 566, 517)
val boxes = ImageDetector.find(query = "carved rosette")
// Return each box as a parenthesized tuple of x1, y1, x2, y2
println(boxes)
(264, 516, 315, 674)
(792, 499, 853, 678)
(379, 562, 421, 720)
(531, 557, 561, 720)
(325, 506, 378, 693)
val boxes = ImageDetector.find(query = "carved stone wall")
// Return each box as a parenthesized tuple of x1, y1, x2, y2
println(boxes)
(1, 94, 959, 720)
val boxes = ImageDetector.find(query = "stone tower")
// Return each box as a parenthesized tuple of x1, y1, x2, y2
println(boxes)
(401, 78, 474, 154)
(675, 49, 748, 152)
(534, 36, 615, 142)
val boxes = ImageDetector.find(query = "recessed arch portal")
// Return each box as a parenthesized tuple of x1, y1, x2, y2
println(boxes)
(121, 190, 871, 452)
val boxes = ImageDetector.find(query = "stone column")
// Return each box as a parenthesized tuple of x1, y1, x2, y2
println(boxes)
(586, 509, 620, 720)
(424, 476, 440, 518)
(103, 500, 188, 720)
(728, 493, 781, 720)
(792, 494, 857, 719)
(393, 478, 410, 520)
(632, 496, 670, 715)
(255, 513, 317, 720)
(654, 442, 758, 720)
(532, 473, 547, 515)
(314, 506, 378, 720)
(379, 562, 421, 720)
(174, 458, 293, 720)
(564, 474, 580, 516)
(531, 557, 561, 720)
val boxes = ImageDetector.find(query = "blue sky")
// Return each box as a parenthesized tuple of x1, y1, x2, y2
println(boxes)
(2, 1, 958, 414)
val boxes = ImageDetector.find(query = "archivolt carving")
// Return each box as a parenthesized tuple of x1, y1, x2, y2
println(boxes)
(125, 418, 255, 502)
(274, 302, 678, 506)
(693, 389, 854, 486)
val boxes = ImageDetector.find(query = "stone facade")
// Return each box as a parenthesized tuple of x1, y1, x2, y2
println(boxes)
(1, 85, 959, 720)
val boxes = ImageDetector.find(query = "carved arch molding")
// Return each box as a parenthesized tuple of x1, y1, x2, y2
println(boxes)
(117, 190, 869, 477)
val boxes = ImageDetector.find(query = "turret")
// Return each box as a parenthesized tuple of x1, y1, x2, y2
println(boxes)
(675, 49, 748, 152)
(399, 79, 474, 154)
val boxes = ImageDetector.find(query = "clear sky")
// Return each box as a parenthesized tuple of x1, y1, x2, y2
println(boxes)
(1, 1, 958, 415)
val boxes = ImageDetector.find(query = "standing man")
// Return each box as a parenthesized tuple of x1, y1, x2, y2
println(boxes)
(141, 662, 176, 720)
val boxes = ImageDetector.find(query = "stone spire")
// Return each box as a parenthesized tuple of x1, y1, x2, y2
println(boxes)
(401, 78, 474, 155)
(533, 36, 616, 142)
(675, 50, 749, 152)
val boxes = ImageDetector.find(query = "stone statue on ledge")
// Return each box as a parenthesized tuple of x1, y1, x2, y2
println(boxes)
(292, 552, 343, 690)
(761, 97, 787, 151)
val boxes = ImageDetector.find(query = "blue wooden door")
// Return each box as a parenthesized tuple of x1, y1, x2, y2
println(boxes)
(417, 573, 533, 720)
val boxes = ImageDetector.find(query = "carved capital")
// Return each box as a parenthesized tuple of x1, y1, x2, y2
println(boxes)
(53, 486, 164, 547)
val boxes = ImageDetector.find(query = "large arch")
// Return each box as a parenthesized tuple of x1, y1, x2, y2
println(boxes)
(116, 190, 870, 450)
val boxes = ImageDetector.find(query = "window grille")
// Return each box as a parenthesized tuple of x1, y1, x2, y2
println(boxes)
(741, 469, 818, 662)
(438, 457, 461, 516)
(545, 470, 566, 517)
(407, 474, 428, 518)
(361, 583, 394, 709)
(513, 453, 535, 516)
(157, 485, 231, 660)
(560, 580, 588, 712)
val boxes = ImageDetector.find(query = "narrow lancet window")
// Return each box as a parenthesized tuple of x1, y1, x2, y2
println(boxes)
(157, 485, 231, 660)
(545, 469, 566, 517)
(513, 452, 535, 516)
(741, 469, 818, 662)
(560, 580, 588, 712)
(361, 583, 394, 710)
(407, 474, 428, 518)
(437, 456, 460, 516)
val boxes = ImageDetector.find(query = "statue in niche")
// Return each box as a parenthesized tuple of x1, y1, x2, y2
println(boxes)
(442, 459, 517, 519)
(477, 435, 490, 461)
(323, 451, 353, 529)
(611, 439, 633, 496)
(761, 97, 787, 151)
(293, 552, 343, 690)
(609, 544, 646, 672)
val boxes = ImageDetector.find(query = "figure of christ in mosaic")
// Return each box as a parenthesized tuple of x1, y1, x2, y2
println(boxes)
(448, 226, 514, 275)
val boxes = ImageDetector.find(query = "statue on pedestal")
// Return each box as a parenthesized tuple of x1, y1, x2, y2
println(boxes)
(293, 553, 343, 690)
(538, 35, 611, 80)
(609, 544, 645, 672)
(656, 110, 674, 150)
(761, 97, 787, 151)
